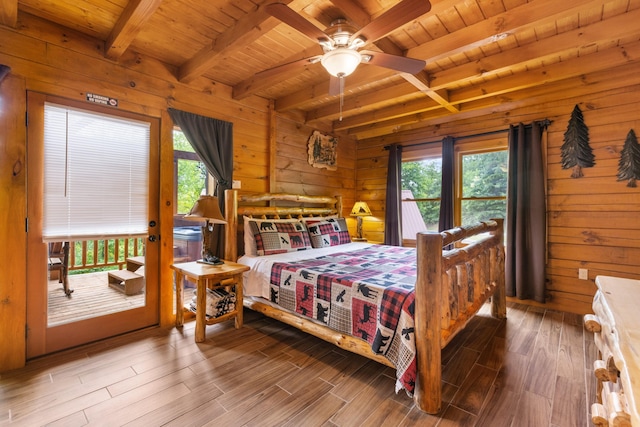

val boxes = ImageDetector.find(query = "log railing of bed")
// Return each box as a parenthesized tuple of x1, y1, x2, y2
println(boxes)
(223, 189, 506, 414)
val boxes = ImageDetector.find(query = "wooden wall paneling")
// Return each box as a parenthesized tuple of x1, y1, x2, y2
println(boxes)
(274, 115, 357, 220)
(0, 74, 27, 371)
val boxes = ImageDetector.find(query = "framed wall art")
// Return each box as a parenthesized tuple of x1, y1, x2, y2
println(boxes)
(308, 130, 338, 171)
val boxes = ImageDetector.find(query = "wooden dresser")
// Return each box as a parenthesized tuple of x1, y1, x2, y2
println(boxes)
(585, 276, 640, 427)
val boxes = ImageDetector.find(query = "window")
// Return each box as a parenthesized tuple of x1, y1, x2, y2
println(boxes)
(173, 129, 208, 214)
(43, 103, 150, 241)
(400, 140, 507, 243)
(457, 150, 508, 227)
(401, 157, 442, 238)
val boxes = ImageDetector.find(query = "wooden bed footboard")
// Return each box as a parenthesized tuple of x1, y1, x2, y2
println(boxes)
(414, 219, 506, 413)
(223, 189, 506, 414)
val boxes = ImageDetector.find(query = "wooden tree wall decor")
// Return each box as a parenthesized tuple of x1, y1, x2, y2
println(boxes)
(307, 130, 338, 171)
(561, 104, 595, 178)
(617, 129, 640, 188)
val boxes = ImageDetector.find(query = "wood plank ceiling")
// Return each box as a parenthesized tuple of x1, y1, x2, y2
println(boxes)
(5, 0, 640, 140)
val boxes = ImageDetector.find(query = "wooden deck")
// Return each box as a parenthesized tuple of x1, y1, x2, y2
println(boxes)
(2, 302, 595, 426)
(48, 271, 146, 327)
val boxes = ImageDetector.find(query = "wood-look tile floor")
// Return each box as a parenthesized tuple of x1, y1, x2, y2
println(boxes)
(0, 302, 596, 426)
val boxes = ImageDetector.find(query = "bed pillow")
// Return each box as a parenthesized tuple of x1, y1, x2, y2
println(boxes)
(243, 216, 303, 256)
(304, 217, 351, 248)
(247, 218, 313, 256)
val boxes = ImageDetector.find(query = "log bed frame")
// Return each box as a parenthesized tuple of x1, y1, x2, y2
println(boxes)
(223, 189, 507, 414)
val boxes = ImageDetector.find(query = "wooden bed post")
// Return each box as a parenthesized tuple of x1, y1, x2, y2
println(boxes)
(490, 218, 507, 319)
(224, 189, 238, 262)
(414, 230, 443, 413)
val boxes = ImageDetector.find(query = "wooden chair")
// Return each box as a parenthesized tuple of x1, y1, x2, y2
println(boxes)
(48, 242, 73, 297)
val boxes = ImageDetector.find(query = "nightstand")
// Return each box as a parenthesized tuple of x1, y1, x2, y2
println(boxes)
(172, 260, 249, 343)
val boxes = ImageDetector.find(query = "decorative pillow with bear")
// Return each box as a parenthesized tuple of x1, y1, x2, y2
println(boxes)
(304, 218, 351, 248)
(247, 219, 313, 256)
(243, 216, 302, 256)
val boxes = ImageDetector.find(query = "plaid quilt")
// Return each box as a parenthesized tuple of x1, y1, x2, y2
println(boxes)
(269, 245, 419, 394)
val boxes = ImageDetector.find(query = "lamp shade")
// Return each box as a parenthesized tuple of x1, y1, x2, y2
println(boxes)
(321, 48, 362, 77)
(183, 195, 226, 224)
(350, 201, 372, 217)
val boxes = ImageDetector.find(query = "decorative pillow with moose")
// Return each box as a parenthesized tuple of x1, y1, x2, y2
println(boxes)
(304, 218, 351, 248)
(248, 219, 313, 256)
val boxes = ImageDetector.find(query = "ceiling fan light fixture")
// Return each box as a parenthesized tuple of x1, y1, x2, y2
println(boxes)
(321, 48, 361, 77)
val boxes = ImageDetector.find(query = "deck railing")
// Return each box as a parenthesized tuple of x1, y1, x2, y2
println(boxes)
(66, 236, 146, 273)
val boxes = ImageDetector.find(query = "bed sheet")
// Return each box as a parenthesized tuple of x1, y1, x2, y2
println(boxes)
(239, 243, 419, 395)
(239, 242, 370, 297)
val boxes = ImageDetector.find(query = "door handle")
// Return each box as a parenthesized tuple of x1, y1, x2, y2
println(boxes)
(148, 235, 158, 242)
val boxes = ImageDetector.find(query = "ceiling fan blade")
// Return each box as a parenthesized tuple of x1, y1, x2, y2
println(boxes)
(254, 55, 323, 81)
(351, 0, 431, 44)
(265, 3, 331, 44)
(361, 50, 425, 74)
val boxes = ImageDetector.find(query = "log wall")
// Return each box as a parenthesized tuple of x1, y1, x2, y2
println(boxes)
(355, 64, 640, 315)
(274, 115, 357, 220)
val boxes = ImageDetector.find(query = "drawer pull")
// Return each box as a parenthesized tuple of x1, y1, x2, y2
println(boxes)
(585, 314, 602, 333)
(591, 402, 608, 426)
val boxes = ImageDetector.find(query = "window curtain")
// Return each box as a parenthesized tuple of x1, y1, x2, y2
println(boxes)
(438, 136, 455, 232)
(384, 144, 403, 246)
(168, 108, 233, 258)
(506, 122, 546, 302)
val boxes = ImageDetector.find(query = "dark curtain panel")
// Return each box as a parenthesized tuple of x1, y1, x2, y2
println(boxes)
(384, 144, 403, 246)
(168, 108, 233, 258)
(506, 122, 546, 302)
(438, 136, 455, 232)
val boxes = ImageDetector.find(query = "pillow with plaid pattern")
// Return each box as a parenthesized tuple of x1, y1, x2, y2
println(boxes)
(243, 216, 302, 256)
(248, 219, 313, 256)
(304, 218, 351, 248)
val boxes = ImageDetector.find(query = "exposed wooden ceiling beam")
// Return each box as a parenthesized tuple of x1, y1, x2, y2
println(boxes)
(232, 48, 321, 100)
(428, 8, 640, 91)
(354, 60, 640, 141)
(345, 40, 640, 139)
(305, 81, 426, 123)
(408, 0, 609, 63)
(178, 0, 294, 83)
(0, 0, 17, 28)
(292, 0, 630, 123)
(105, 0, 163, 60)
(276, 65, 392, 110)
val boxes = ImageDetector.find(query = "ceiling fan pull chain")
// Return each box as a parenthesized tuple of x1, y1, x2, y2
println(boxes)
(339, 76, 345, 121)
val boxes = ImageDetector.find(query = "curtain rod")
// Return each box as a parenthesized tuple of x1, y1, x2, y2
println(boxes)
(383, 119, 552, 151)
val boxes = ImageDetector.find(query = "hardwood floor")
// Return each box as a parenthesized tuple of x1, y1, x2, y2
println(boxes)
(0, 302, 596, 426)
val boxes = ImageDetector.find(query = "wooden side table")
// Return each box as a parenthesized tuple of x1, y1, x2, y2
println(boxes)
(172, 260, 249, 343)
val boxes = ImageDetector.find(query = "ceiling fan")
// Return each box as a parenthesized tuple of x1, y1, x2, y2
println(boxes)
(262, 0, 431, 95)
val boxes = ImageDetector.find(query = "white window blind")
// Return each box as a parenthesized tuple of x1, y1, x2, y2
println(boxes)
(43, 103, 150, 241)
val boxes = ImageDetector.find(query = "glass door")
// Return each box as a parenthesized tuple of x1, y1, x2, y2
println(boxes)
(26, 93, 160, 358)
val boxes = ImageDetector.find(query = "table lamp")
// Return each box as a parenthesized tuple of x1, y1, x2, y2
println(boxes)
(184, 195, 227, 265)
(350, 201, 372, 241)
